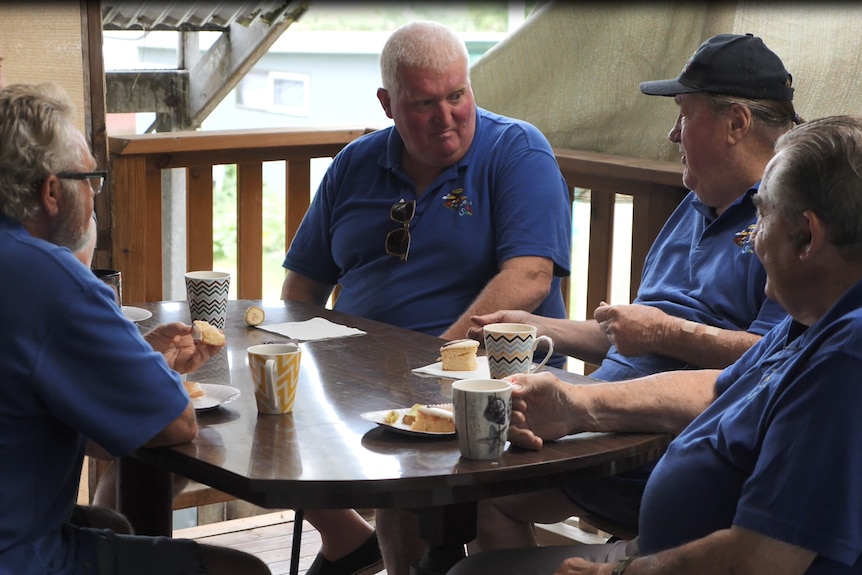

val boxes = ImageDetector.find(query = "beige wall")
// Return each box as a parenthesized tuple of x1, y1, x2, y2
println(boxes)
(1, 2, 91, 503)
(472, 1, 862, 162)
(0, 2, 87, 133)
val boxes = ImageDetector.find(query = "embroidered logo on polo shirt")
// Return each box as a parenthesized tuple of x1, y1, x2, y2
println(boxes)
(734, 224, 756, 254)
(745, 374, 771, 401)
(442, 188, 474, 216)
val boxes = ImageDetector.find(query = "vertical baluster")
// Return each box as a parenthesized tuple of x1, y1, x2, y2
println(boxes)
(285, 158, 311, 249)
(237, 162, 264, 299)
(187, 165, 215, 276)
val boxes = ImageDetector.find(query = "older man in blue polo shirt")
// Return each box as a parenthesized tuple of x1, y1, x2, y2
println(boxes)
(462, 35, 803, 557)
(282, 23, 571, 344)
(450, 113, 862, 575)
(280, 20, 572, 575)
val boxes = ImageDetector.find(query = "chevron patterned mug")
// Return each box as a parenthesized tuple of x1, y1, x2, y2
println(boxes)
(247, 343, 302, 414)
(184, 271, 231, 329)
(483, 323, 554, 379)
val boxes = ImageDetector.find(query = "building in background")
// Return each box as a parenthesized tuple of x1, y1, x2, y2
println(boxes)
(103, 10, 515, 300)
(105, 30, 507, 133)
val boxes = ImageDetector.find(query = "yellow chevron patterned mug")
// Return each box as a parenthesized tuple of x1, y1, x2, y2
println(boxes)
(247, 343, 302, 414)
(482, 323, 554, 379)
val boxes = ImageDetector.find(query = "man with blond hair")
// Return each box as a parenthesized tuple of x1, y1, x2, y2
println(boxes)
(281, 20, 573, 575)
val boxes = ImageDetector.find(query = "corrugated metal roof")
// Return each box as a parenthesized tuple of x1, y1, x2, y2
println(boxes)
(101, 1, 305, 32)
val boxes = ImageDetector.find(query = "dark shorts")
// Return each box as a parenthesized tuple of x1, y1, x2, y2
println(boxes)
(64, 524, 207, 575)
(561, 463, 654, 530)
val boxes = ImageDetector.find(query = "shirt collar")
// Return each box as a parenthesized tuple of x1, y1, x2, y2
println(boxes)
(786, 275, 862, 348)
(379, 108, 481, 181)
(690, 181, 760, 222)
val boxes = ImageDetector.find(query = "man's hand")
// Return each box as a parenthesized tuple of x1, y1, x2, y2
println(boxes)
(554, 557, 610, 575)
(507, 372, 582, 449)
(594, 302, 674, 356)
(549, 527, 816, 575)
(144, 322, 224, 374)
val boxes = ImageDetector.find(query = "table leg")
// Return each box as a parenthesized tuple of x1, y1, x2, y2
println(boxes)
(117, 456, 173, 536)
(411, 502, 476, 575)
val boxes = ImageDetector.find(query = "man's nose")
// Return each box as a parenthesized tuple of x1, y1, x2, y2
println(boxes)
(668, 121, 681, 143)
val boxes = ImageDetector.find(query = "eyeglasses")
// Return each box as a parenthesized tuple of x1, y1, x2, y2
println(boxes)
(56, 170, 107, 195)
(385, 198, 415, 262)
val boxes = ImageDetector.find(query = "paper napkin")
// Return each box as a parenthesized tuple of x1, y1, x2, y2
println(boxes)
(255, 317, 366, 341)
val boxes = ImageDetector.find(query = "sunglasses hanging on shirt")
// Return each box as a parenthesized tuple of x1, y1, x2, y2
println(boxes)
(385, 198, 415, 262)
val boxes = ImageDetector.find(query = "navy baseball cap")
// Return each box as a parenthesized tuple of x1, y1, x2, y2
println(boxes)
(639, 33, 793, 100)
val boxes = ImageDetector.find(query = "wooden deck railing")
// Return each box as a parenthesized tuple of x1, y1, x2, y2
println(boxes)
(107, 127, 687, 318)
(553, 148, 687, 316)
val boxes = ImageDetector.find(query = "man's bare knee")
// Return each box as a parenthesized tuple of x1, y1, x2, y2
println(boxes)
(376, 509, 424, 575)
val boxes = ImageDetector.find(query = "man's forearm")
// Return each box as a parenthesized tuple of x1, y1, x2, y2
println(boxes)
(610, 527, 814, 575)
(543, 318, 610, 365)
(582, 369, 719, 435)
(281, 270, 333, 306)
(143, 402, 198, 448)
(440, 260, 552, 340)
(654, 317, 763, 369)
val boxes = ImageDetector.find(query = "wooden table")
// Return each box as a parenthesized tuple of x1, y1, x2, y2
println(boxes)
(118, 300, 669, 574)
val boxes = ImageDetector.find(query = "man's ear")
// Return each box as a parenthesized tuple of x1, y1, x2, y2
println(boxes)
(726, 103, 753, 145)
(40, 175, 62, 217)
(377, 88, 393, 119)
(797, 209, 824, 259)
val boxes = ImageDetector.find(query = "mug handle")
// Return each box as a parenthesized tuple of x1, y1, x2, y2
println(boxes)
(529, 335, 555, 372)
(265, 358, 280, 411)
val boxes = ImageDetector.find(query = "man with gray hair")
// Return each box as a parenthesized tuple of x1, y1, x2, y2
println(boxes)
(448, 114, 862, 575)
(0, 83, 270, 575)
(281, 20, 573, 575)
(465, 33, 802, 554)
(282, 20, 570, 346)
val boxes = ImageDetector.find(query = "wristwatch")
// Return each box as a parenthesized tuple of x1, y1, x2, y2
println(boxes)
(612, 556, 636, 575)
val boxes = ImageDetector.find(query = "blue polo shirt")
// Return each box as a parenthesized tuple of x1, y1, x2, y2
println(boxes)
(592, 187, 787, 381)
(0, 216, 189, 575)
(284, 107, 572, 339)
(639, 278, 862, 572)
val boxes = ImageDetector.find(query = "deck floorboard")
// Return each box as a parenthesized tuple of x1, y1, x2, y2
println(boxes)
(176, 511, 607, 575)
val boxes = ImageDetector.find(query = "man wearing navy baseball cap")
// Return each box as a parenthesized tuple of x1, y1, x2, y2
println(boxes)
(452, 112, 862, 575)
(640, 33, 795, 101)
(453, 32, 809, 574)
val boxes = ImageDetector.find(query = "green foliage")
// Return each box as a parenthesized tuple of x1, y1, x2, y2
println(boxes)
(212, 164, 288, 298)
(212, 165, 237, 262)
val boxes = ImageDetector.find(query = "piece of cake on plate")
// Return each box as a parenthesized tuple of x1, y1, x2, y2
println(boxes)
(439, 339, 479, 371)
(411, 405, 455, 433)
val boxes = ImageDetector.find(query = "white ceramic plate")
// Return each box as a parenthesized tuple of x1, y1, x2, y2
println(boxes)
(192, 383, 241, 411)
(361, 405, 455, 437)
(411, 356, 491, 379)
(122, 306, 153, 322)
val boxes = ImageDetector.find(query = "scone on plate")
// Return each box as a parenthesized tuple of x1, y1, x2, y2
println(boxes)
(439, 339, 479, 371)
(411, 405, 455, 433)
(401, 403, 423, 426)
(183, 380, 206, 398)
(191, 320, 226, 346)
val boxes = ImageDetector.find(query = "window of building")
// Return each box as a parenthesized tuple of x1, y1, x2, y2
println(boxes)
(237, 71, 310, 116)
